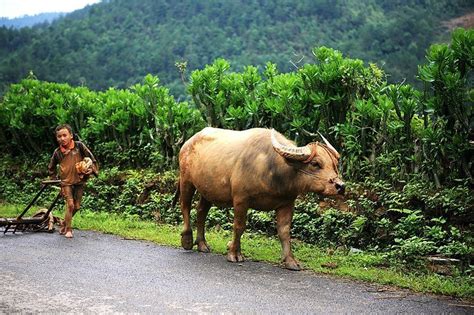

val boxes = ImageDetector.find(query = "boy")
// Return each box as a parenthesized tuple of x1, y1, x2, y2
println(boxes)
(48, 124, 98, 238)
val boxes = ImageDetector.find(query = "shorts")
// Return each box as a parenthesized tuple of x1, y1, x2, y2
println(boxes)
(61, 184, 85, 203)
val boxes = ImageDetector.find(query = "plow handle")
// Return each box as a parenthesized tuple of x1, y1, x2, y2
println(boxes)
(41, 179, 62, 186)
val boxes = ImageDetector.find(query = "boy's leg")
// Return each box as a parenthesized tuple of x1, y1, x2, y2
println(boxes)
(59, 185, 73, 234)
(72, 184, 85, 216)
(62, 185, 75, 238)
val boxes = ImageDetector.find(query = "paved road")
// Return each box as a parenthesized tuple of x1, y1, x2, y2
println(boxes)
(0, 230, 471, 314)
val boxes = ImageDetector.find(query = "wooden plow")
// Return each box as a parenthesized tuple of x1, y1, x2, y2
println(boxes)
(0, 180, 62, 234)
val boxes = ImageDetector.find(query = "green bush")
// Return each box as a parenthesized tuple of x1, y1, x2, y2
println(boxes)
(390, 236, 437, 266)
(0, 74, 204, 168)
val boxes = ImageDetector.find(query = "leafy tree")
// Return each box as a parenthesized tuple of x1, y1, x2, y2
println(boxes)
(418, 28, 473, 182)
(0, 0, 472, 95)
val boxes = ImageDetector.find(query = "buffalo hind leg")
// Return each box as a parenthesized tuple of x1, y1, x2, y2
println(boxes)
(195, 196, 212, 252)
(227, 201, 248, 263)
(276, 205, 301, 271)
(180, 181, 195, 250)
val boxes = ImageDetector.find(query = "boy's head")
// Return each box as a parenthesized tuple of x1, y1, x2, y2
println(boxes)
(55, 124, 74, 147)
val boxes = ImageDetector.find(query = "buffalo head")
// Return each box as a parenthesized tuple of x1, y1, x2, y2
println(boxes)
(270, 129, 345, 196)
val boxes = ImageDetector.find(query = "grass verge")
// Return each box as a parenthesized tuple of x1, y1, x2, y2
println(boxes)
(1, 203, 473, 300)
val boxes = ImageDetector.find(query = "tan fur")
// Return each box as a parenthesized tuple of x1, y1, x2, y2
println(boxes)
(177, 127, 344, 270)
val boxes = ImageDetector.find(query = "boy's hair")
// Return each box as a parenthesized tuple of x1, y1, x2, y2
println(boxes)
(55, 124, 73, 135)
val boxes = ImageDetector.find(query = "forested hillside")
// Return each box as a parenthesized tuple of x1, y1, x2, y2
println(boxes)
(0, 0, 472, 96)
(0, 13, 63, 29)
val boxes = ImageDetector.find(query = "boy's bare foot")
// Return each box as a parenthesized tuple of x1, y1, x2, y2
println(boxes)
(65, 231, 73, 238)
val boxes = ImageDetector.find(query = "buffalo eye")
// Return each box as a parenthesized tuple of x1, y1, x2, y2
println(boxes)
(310, 161, 320, 169)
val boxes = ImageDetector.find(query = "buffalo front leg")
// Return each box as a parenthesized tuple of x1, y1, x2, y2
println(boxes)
(195, 197, 211, 252)
(227, 202, 248, 263)
(276, 205, 301, 271)
(180, 181, 195, 250)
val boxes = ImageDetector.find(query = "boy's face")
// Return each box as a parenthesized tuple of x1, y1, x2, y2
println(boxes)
(56, 128, 73, 147)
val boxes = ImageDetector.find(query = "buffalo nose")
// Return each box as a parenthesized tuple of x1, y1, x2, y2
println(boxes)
(336, 183, 345, 195)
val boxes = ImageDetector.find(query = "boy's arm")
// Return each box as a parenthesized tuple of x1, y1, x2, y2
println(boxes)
(48, 150, 59, 179)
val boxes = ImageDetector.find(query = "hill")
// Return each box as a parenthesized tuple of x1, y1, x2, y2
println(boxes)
(0, 13, 63, 28)
(0, 0, 472, 96)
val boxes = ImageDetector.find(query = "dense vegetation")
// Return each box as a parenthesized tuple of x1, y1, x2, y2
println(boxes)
(0, 0, 472, 96)
(1, 28, 472, 277)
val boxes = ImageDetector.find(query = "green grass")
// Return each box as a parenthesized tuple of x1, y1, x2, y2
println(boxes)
(1, 203, 473, 299)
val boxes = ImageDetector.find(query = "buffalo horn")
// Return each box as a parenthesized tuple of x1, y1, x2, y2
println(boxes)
(318, 132, 340, 159)
(271, 129, 311, 161)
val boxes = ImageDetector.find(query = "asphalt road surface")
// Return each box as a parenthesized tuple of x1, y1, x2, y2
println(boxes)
(0, 230, 471, 314)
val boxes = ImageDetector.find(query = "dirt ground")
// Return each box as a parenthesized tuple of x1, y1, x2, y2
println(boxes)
(443, 11, 474, 30)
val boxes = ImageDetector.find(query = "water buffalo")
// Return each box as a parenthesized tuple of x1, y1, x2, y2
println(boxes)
(175, 127, 344, 270)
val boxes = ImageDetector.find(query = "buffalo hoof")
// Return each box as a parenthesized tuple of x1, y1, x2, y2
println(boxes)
(227, 252, 245, 263)
(283, 258, 301, 271)
(196, 240, 211, 253)
(181, 230, 194, 250)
